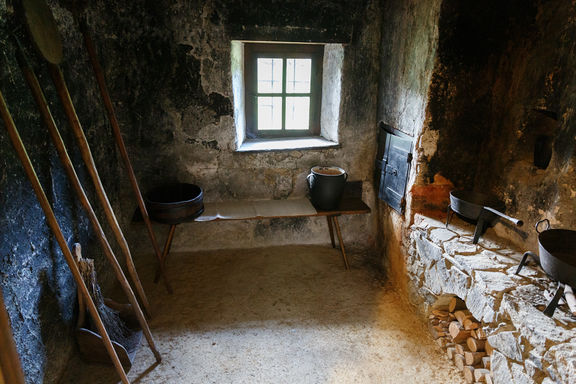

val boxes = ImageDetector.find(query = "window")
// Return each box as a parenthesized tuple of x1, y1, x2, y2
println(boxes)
(244, 43, 323, 138)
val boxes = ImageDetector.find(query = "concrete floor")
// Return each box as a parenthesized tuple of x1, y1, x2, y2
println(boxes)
(60, 245, 464, 384)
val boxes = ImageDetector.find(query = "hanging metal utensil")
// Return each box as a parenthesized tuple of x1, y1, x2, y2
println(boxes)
(21, 0, 154, 318)
(0, 89, 130, 384)
(13, 40, 161, 364)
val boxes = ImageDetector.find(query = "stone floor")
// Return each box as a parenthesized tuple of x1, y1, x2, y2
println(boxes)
(59, 245, 465, 384)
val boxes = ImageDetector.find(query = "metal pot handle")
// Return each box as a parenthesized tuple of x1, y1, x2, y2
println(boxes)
(343, 172, 348, 181)
(306, 173, 315, 188)
(535, 218, 550, 234)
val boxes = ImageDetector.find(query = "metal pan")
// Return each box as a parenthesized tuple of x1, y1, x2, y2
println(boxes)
(446, 190, 523, 243)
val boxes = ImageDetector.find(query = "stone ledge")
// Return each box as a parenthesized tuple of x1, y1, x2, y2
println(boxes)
(407, 214, 576, 383)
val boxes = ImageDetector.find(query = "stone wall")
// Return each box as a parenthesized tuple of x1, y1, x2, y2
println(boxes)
(376, 0, 443, 290)
(1, 0, 384, 382)
(408, 215, 576, 383)
(66, 0, 383, 254)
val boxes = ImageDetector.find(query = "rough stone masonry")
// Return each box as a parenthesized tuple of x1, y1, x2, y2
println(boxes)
(407, 215, 576, 384)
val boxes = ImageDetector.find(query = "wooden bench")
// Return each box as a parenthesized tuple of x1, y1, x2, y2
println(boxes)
(155, 196, 370, 276)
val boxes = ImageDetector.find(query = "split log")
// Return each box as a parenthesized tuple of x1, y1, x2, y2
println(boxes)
(455, 310, 474, 325)
(474, 328, 487, 339)
(436, 337, 449, 348)
(455, 343, 470, 355)
(482, 356, 491, 369)
(465, 351, 487, 366)
(467, 337, 486, 352)
(454, 354, 466, 371)
(464, 318, 480, 330)
(449, 297, 467, 313)
(447, 346, 457, 360)
(484, 341, 494, 356)
(485, 373, 494, 384)
(432, 309, 450, 317)
(463, 366, 475, 383)
(429, 322, 447, 339)
(449, 321, 472, 343)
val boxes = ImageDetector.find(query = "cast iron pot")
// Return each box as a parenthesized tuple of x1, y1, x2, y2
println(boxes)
(307, 166, 347, 210)
(516, 219, 576, 316)
(534, 219, 576, 286)
(145, 183, 204, 225)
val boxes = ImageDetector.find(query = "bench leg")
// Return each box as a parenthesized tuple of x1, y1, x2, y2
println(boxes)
(332, 216, 350, 270)
(326, 216, 336, 248)
(154, 224, 177, 284)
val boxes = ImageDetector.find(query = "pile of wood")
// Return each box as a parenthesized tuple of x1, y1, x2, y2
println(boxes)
(428, 297, 494, 384)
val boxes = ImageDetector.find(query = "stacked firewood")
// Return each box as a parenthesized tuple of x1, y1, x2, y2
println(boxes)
(428, 297, 494, 384)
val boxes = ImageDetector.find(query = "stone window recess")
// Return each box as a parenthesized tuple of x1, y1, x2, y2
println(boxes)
(409, 215, 576, 384)
(231, 41, 343, 152)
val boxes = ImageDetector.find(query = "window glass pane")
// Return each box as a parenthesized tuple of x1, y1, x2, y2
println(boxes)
(257, 97, 282, 130)
(286, 59, 311, 93)
(257, 58, 283, 93)
(285, 97, 310, 130)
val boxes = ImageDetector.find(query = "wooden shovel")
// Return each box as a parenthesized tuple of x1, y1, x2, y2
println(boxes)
(0, 88, 131, 384)
(21, 0, 154, 316)
(13, 40, 161, 364)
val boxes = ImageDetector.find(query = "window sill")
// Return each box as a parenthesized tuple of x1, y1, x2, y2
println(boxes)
(237, 137, 339, 152)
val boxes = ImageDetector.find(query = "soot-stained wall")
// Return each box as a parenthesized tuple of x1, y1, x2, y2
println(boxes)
(0, 1, 124, 382)
(417, 0, 576, 249)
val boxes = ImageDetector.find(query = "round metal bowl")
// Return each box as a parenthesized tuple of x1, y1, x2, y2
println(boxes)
(538, 228, 576, 286)
(145, 183, 204, 225)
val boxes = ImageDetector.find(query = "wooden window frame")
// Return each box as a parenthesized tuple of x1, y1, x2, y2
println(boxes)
(244, 43, 324, 139)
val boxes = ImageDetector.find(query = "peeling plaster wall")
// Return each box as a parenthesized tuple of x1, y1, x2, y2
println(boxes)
(0, 1, 124, 383)
(376, 0, 442, 293)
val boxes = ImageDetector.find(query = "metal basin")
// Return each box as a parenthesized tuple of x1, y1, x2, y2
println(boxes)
(145, 183, 204, 225)
(538, 228, 576, 286)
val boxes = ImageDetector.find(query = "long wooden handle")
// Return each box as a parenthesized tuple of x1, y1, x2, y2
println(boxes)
(564, 285, 576, 316)
(46, 63, 151, 309)
(16, 51, 160, 362)
(47, 63, 161, 362)
(78, 17, 172, 293)
(0, 285, 26, 384)
(0, 90, 130, 384)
